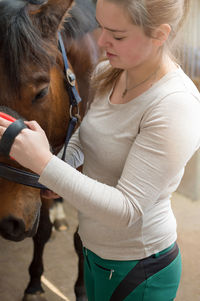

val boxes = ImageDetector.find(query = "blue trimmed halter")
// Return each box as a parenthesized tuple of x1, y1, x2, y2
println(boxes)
(58, 32, 82, 160)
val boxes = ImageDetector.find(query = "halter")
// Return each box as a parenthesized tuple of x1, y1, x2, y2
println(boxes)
(0, 32, 82, 189)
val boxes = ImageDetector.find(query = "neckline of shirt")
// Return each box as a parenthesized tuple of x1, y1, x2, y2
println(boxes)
(107, 66, 183, 108)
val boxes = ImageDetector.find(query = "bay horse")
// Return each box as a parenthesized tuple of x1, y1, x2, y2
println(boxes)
(0, 0, 99, 300)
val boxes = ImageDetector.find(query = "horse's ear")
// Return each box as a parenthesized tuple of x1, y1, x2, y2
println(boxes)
(28, 0, 74, 38)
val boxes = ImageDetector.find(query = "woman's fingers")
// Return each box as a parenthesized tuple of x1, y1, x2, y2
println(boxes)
(0, 118, 11, 137)
(0, 119, 43, 140)
(0, 117, 12, 128)
(24, 120, 44, 133)
(0, 117, 42, 133)
(0, 125, 5, 137)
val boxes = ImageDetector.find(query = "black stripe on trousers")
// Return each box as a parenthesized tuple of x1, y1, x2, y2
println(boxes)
(110, 243, 179, 301)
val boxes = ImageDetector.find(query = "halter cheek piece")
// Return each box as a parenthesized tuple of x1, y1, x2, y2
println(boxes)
(0, 119, 27, 157)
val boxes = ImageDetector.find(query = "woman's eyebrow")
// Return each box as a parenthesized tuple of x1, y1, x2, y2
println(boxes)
(95, 17, 127, 33)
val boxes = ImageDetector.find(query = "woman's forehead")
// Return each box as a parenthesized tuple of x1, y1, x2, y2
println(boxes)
(96, 0, 133, 31)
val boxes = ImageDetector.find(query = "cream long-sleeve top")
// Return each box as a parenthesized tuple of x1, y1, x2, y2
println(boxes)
(39, 66, 200, 260)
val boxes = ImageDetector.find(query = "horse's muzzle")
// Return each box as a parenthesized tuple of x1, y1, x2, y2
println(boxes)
(0, 209, 40, 242)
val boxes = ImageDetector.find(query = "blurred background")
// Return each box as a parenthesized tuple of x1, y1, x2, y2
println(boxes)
(0, 0, 200, 301)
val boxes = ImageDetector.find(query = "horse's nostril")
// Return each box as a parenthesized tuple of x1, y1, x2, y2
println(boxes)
(0, 216, 25, 241)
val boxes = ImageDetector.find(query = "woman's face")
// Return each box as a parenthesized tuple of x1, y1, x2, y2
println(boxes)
(96, 0, 157, 70)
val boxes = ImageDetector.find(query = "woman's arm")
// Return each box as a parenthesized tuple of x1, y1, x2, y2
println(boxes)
(39, 93, 200, 228)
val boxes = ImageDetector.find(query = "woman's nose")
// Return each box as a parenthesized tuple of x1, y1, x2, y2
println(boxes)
(97, 29, 110, 48)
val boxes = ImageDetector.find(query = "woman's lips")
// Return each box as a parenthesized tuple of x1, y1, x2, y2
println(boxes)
(106, 52, 117, 59)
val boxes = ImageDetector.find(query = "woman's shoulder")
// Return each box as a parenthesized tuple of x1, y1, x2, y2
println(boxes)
(141, 68, 200, 128)
(145, 67, 200, 114)
(159, 67, 200, 102)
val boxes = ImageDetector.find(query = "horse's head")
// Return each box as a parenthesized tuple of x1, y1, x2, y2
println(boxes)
(0, 0, 98, 241)
(0, 0, 76, 143)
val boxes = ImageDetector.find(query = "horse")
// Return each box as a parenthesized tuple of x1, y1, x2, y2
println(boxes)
(0, 0, 99, 300)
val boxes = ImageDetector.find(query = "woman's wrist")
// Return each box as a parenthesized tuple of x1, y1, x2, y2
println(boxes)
(34, 151, 53, 175)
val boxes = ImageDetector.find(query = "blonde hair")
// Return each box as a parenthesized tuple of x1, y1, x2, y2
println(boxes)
(91, 0, 190, 97)
(179, 0, 200, 88)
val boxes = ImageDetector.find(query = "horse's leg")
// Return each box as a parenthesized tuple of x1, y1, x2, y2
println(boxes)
(50, 197, 69, 232)
(23, 198, 53, 301)
(74, 228, 87, 301)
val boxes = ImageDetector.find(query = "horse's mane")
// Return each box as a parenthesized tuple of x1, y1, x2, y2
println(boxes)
(0, 0, 97, 96)
(0, 0, 52, 95)
(63, 0, 97, 39)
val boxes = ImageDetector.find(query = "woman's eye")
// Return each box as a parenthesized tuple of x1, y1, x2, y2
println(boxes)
(113, 37, 124, 41)
(32, 87, 49, 103)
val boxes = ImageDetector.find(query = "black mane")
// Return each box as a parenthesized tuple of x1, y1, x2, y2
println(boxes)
(0, 0, 97, 96)
(63, 0, 97, 39)
(0, 0, 53, 95)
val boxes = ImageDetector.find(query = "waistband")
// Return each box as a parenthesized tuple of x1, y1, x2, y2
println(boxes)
(83, 242, 177, 263)
(152, 242, 175, 258)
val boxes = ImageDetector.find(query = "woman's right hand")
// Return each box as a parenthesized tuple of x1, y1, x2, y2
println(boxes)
(0, 118, 53, 175)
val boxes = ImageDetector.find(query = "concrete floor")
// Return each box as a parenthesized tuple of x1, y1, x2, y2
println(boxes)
(0, 192, 200, 301)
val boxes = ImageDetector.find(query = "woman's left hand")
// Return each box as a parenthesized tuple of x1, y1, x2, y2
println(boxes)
(0, 118, 53, 175)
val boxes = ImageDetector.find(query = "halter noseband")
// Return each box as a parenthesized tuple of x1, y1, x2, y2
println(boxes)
(0, 32, 82, 189)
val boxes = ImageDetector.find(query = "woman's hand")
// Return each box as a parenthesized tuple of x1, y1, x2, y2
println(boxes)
(0, 118, 53, 175)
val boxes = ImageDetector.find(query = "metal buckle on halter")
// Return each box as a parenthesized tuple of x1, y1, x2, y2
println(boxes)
(66, 68, 76, 86)
(69, 104, 81, 122)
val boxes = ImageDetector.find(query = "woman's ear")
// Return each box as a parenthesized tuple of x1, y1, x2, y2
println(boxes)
(152, 24, 171, 47)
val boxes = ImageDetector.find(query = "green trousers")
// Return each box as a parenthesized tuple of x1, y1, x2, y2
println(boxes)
(83, 242, 182, 301)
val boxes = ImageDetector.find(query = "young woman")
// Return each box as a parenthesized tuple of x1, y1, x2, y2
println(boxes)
(1, 0, 200, 300)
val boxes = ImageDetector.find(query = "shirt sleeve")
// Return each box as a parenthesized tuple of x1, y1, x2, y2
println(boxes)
(39, 92, 200, 228)
(56, 127, 84, 168)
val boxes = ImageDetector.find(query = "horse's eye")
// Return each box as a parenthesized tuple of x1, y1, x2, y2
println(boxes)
(32, 87, 49, 103)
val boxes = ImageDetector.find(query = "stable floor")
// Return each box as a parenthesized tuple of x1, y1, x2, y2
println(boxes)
(0, 192, 200, 301)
